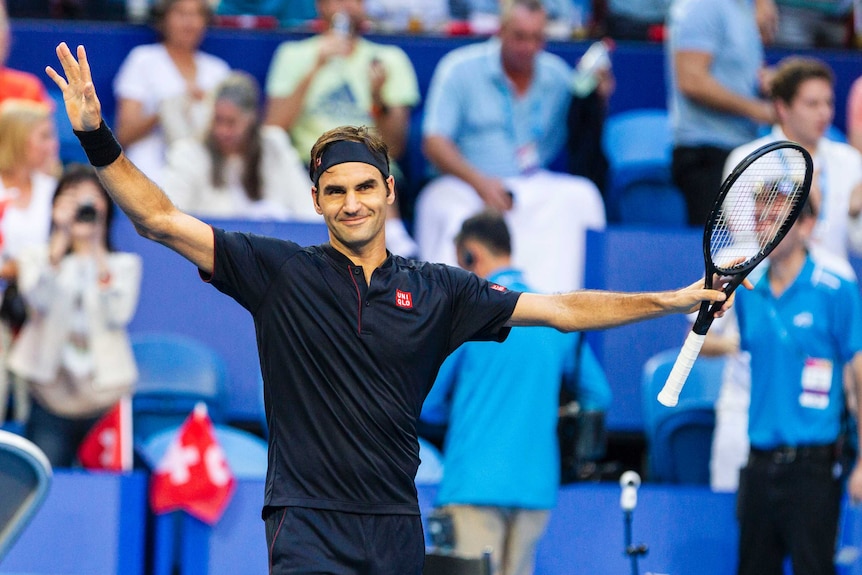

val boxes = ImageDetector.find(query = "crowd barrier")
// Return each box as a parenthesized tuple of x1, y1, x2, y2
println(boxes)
(110, 214, 692, 430)
(3, 471, 860, 575)
(110, 215, 862, 432)
(0, 470, 147, 575)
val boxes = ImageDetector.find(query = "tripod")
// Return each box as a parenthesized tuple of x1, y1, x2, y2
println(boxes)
(623, 509, 648, 575)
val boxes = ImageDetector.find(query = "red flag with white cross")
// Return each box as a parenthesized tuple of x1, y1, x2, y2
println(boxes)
(78, 396, 132, 472)
(148, 403, 236, 525)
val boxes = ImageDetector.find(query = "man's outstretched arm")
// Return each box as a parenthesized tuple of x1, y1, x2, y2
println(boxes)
(46, 42, 215, 274)
(508, 279, 729, 332)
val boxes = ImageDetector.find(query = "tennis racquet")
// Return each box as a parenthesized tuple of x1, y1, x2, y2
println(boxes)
(657, 140, 813, 407)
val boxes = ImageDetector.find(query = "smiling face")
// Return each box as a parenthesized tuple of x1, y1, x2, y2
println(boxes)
(312, 161, 394, 254)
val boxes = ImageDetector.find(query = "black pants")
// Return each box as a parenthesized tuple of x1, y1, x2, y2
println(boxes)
(736, 448, 842, 575)
(265, 506, 425, 575)
(671, 145, 731, 226)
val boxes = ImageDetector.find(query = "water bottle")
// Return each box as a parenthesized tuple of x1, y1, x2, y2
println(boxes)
(331, 11, 351, 37)
(571, 38, 614, 97)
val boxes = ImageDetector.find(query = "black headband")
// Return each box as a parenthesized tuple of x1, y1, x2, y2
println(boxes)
(312, 140, 390, 186)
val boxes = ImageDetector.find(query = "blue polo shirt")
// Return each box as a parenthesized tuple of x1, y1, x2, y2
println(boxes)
(422, 38, 572, 177)
(737, 257, 862, 449)
(422, 268, 610, 509)
(205, 229, 521, 515)
(666, 0, 763, 148)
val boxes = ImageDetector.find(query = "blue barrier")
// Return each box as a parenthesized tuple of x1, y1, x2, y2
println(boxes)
(1, 469, 859, 575)
(0, 470, 147, 575)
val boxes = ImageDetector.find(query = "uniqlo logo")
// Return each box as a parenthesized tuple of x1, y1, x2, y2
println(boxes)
(490, 283, 506, 292)
(396, 289, 413, 309)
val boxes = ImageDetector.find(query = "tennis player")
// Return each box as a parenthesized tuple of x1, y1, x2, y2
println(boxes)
(47, 42, 731, 574)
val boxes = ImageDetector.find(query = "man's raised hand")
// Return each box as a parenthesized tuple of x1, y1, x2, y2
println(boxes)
(45, 43, 103, 132)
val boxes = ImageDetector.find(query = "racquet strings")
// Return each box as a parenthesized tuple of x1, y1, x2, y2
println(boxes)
(709, 147, 809, 274)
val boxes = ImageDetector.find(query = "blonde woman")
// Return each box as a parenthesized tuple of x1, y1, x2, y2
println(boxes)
(0, 99, 59, 425)
(113, 0, 230, 185)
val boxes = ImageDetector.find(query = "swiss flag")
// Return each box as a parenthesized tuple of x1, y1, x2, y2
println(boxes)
(78, 396, 133, 472)
(149, 403, 236, 525)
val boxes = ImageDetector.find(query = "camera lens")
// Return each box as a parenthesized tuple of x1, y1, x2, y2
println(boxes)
(75, 203, 98, 223)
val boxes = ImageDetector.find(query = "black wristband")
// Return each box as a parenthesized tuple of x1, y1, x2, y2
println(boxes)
(73, 120, 122, 167)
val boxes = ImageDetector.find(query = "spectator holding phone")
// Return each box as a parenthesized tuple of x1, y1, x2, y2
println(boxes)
(8, 164, 140, 467)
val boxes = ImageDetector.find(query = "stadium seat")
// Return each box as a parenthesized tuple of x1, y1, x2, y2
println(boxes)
(0, 429, 52, 561)
(617, 181, 687, 228)
(602, 108, 673, 221)
(424, 548, 493, 575)
(131, 332, 229, 445)
(641, 349, 725, 484)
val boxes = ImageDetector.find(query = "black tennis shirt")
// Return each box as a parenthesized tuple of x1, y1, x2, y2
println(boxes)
(205, 228, 522, 515)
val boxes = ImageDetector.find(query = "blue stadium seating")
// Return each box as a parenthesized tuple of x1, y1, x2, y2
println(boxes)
(641, 349, 725, 484)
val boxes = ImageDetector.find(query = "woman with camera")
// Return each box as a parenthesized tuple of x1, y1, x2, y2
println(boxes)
(7, 164, 141, 467)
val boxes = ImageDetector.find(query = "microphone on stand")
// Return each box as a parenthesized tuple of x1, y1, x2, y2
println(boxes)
(619, 470, 647, 575)
(619, 470, 641, 512)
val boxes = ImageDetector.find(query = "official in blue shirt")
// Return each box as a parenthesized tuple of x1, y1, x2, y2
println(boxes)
(734, 194, 862, 575)
(422, 212, 611, 575)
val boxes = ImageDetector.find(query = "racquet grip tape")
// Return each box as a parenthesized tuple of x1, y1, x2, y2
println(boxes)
(658, 332, 706, 407)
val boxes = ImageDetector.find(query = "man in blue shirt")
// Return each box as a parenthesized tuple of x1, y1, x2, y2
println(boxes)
(49, 41, 731, 575)
(735, 194, 862, 575)
(422, 212, 611, 575)
(415, 0, 605, 295)
(666, 0, 775, 225)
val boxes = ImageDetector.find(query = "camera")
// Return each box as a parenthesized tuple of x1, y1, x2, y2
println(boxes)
(75, 202, 98, 223)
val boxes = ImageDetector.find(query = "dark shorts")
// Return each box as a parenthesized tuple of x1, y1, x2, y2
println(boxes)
(265, 506, 425, 575)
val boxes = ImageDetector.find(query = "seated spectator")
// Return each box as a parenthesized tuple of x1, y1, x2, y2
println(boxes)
(113, 0, 230, 186)
(0, 3, 51, 107)
(415, 0, 605, 293)
(264, 0, 420, 255)
(8, 165, 140, 467)
(0, 100, 59, 427)
(773, 0, 851, 48)
(421, 211, 611, 575)
(163, 72, 318, 221)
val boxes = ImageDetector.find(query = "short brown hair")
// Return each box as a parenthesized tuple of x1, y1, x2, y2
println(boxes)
(769, 57, 834, 105)
(308, 125, 390, 183)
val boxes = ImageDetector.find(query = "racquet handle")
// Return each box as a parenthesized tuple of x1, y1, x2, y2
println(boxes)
(657, 332, 706, 407)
